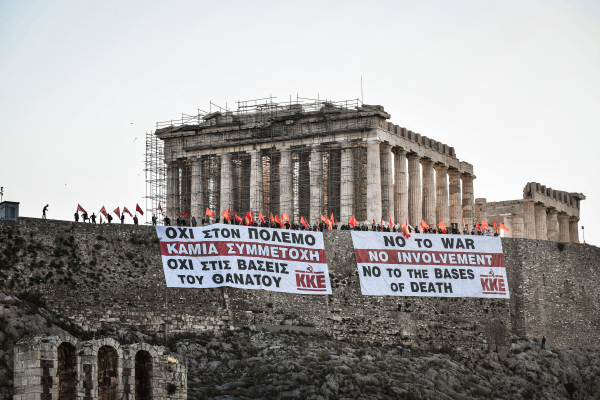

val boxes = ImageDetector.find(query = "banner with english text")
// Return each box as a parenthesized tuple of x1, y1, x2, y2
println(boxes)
(351, 232, 509, 298)
(156, 224, 331, 294)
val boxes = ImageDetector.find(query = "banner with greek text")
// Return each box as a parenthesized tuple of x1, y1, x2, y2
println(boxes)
(351, 232, 509, 298)
(156, 224, 331, 294)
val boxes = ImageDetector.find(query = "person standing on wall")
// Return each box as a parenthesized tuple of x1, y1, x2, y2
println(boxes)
(133, 215, 138, 225)
(121, 214, 125, 224)
(90, 213, 96, 224)
(107, 214, 113, 224)
(74, 212, 79, 222)
(152, 214, 157, 226)
(82, 212, 89, 223)
(42, 204, 48, 219)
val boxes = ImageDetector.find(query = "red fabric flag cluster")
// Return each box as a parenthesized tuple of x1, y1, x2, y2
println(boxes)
(158, 203, 163, 215)
(274, 214, 283, 227)
(420, 219, 430, 231)
(206, 207, 214, 217)
(259, 212, 266, 224)
(113, 207, 120, 219)
(349, 215, 358, 228)
(281, 212, 290, 223)
(476, 221, 482, 232)
(77, 204, 87, 214)
(300, 216, 309, 229)
(136, 204, 144, 215)
(499, 222, 509, 232)
(482, 221, 489, 230)
(221, 208, 232, 221)
(123, 207, 133, 217)
(234, 211, 242, 224)
(400, 220, 411, 238)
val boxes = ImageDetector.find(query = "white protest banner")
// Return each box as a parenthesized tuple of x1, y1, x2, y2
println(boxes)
(156, 224, 331, 294)
(351, 232, 509, 298)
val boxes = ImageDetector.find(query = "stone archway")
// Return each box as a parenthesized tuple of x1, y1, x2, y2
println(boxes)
(57, 342, 77, 400)
(135, 350, 153, 400)
(98, 345, 119, 400)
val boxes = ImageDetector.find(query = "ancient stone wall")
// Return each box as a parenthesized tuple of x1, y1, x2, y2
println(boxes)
(1, 218, 599, 362)
(13, 334, 186, 400)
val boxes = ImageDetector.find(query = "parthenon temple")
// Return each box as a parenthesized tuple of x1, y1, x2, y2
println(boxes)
(151, 97, 476, 229)
(477, 182, 585, 243)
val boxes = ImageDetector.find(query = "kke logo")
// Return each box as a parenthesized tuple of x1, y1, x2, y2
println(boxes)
(480, 269, 507, 295)
(296, 265, 327, 292)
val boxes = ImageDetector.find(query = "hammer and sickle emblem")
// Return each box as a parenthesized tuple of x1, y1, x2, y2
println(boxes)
(307, 265, 314, 274)
(489, 269, 495, 277)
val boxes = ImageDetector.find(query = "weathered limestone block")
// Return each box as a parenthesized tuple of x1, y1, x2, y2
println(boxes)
(435, 164, 449, 227)
(448, 169, 462, 228)
(461, 174, 475, 230)
(547, 209, 558, 241)
(569, 218, 579, 243)
(558, 213, 570, 242)
(523, 200, 536, 239)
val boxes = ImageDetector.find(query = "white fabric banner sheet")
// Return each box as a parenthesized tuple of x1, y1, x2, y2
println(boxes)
(156, 224, 331, 294)
(351, 232, 509, 298)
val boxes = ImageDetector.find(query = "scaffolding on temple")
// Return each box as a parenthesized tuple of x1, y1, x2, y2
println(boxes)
(145, 95, 393, 226)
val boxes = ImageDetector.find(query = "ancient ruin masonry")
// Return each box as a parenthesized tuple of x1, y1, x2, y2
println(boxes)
(13, 334, 186, 400)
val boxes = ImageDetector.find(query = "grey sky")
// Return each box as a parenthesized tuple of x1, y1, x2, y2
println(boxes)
(1, 0, 598, 244)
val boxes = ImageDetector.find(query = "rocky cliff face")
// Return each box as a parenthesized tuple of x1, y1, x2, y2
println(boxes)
(2, 289, 600, 399)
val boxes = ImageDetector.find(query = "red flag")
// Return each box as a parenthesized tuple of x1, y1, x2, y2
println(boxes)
(158, 203, 163, 215)
(499, 222, 509, 232)
(99, 215, 103, 224)
(136, 204, 144, 215)
(420, 219, 430, 231)
(301, 216, 308, 229)
(258, 212, 266, 224)
(123, 207, 133, 217)
(390, 217, 393, 229)
(113, 207, 120, 219)
(270, 213, 274, 224)
(331, 213, 335, 227)
(99, 206, 109, 219)
(493, 221, 498, 233)
(438, 220, 447, 234)
(349, 215, 357, 228)
(462, 217, 465, 229)
(380, 217, 383, 227)
(206, 207, 214, 217)
(221, 208, 231, 221)
(77, 204, 87, 214)
(476, 221, 482, 232)
(274, 214, 283, 227)
(281, 212, 290, 223)
(234, 211, 242, 224)
(182, 213, 188, 217)
(400, 221, 411, 238)
(373, 218, 376, 224)
(482, 220, 489, 230)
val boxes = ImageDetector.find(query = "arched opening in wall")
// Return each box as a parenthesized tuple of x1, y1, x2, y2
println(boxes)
(57, 342, 77, 400)
(135, 350, 153, 400)
(98, 346, 118, 400)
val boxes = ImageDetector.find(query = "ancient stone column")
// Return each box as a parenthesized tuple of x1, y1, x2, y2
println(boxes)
(547, 209, 559, 241)
(249, 149, 263, 216)
(220, 153, 232, 218)
(340, 142, 354, 224)
(310, 145, 323, 223)
(394, 148, 408, 226)
(522, 200, 536, 239)
(461, 174, 475, 231)
(421, 159, 436, 228)
(167, 163, 180, 219)
(448, 169, 462, 229)
(366, 138, 382, 224)
(380, 142, 394, 224)
(534, 204, 548, 240)
(569, 218, 579, 243)
(191, 159, 204, 220)
(279, 148, 293, 219)
(407, 153, 422, 229)
(434, 164, 449, 228)
(558, 213, 570, 242)
(512, 216, 524, 238)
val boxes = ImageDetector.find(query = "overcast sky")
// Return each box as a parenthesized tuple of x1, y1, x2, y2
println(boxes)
(1, 0, 598, 244)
